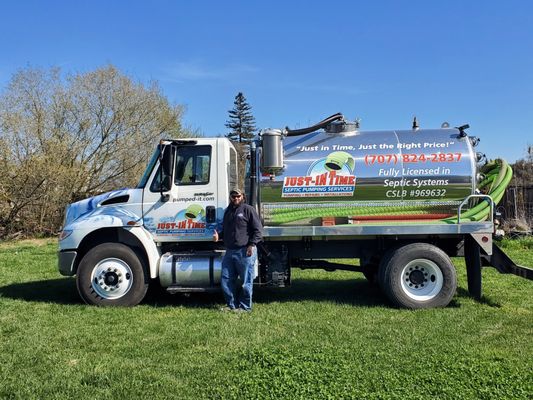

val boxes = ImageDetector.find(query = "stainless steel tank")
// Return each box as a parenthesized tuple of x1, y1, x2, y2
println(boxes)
(259, 128, 477, 225)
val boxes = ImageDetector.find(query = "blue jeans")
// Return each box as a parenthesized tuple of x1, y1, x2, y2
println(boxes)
(221, 246, 257, 311)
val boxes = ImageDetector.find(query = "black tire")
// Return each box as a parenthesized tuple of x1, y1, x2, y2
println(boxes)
(76, 243, 149, 306)
(378, 243, 457, 309)
(377, 245, 400, 290)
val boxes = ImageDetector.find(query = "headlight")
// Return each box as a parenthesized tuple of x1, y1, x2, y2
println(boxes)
(59, 229, 73, 241)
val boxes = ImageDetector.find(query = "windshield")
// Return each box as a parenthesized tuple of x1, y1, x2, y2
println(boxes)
(136, 148, 160, 188)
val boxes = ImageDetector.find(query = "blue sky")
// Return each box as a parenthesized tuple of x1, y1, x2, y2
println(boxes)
(1, 0, 532, 162)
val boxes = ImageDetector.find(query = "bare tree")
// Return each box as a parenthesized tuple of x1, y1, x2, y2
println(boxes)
(0, 65, 190, 237)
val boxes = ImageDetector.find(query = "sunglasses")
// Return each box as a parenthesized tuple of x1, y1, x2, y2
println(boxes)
(231, 194, 242, 199)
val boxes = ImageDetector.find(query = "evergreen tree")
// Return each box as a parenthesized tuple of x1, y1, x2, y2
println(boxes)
(225, 92, 256, 143)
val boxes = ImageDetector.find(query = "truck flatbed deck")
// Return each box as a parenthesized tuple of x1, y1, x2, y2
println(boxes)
(264, 221, 494, 239)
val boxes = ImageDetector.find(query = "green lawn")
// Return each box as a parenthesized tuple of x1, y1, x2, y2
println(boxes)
(0, 238, 532, 399)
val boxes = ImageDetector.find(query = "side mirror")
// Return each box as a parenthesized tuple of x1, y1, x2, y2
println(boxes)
(159, 143, 174, 201)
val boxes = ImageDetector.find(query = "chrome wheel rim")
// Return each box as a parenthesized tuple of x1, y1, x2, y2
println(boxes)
(90, 258, 133, 299)
(400, 259, 443, 301)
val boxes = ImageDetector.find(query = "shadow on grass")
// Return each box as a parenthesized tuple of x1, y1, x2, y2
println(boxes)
(255, 278, 388, 307)
(2, 278, 483, 309)
(0, 277, 390, 308)
(455, 287, 502, 308)
(159, 278, 390, 308)
(0, 278, 82, 305)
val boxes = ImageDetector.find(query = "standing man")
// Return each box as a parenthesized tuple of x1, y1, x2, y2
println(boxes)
(213, 188, 263, 312)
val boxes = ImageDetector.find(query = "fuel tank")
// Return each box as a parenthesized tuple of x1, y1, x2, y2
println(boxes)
(258, 128, 477, 226)
(159, 251, 223, 287)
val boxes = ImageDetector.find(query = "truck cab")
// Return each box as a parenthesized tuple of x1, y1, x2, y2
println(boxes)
(59, 138, 240, 306)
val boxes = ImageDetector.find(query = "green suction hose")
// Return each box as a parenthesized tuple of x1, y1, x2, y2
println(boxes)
(443, 159, 512, 223)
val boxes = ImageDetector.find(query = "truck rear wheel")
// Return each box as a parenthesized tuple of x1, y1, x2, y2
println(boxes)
(76, 243, 149, 306)
(378, 243, 457, 309)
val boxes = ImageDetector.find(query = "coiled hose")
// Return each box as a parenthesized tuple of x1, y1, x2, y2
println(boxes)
(269, 159, 512, 225)
(442, 158, 512, 223)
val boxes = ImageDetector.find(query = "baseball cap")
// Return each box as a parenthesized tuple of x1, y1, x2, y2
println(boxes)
(230, 188, 244, 196)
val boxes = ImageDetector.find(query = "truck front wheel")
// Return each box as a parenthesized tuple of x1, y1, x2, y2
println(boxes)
(378, 243, 457, 309)
(76, 243, 149, 306)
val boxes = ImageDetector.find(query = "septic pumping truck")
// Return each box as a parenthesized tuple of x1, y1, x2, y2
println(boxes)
(58, 113, 532, 309)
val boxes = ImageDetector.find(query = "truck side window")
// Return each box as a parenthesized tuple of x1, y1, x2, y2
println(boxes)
(174, 145, 211, 185)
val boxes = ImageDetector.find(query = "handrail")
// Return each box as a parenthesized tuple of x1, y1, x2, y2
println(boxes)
(457, 194, 494, 223)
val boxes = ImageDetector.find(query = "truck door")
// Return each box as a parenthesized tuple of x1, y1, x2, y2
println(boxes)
(142, 144, 217, 242)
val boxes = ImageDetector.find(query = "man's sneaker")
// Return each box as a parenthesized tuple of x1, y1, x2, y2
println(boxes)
(232, 308, 251, 313)
(220, 306, 234, 312)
